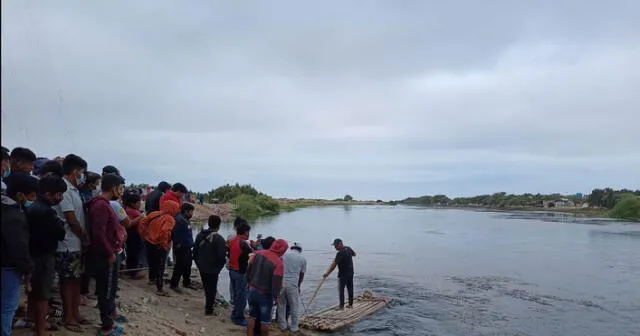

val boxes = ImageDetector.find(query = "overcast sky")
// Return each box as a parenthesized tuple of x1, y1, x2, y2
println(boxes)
(2, 1, 639, 200)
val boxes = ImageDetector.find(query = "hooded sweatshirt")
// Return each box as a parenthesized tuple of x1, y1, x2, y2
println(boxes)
(1, 194, 34, 274)
(246, 239, 289, 300)
(159, 190, 181, 209)
(138, 200, 179, 250)
(87, 196, 120, 259)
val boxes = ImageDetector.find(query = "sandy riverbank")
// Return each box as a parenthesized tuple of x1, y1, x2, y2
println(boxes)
(13, 268, 315, 336)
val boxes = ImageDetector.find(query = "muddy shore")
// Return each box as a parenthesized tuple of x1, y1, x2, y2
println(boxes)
(13, 268, 315, 336)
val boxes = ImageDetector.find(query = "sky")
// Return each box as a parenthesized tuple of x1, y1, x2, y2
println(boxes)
(2, 0, 639, 200)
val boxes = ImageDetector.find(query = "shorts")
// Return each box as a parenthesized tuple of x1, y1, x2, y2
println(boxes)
(55, 251, 83, 279)
(30, 254, 56, 300)
(248, 288, 273, 325)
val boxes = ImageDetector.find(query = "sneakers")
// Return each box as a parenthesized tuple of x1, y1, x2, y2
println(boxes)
(170, 286, 183, 294)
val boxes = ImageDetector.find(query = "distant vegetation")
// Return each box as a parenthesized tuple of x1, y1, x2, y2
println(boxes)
(400, 188, 640, 221)
(204, 183, 281, 220)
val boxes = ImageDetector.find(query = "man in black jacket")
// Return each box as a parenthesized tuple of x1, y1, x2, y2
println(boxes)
(193, 215, 227, 316)
(170, 203, 195, 292)
(1, 172, 38, 336)
(144, 181, 170, 214)
(26, 175, 68, 336)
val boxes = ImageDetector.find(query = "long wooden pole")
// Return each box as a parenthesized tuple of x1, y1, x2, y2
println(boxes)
(305, 277, 326, 311)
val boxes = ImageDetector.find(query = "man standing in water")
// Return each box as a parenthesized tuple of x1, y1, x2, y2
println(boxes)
(323, 238, 357, 309)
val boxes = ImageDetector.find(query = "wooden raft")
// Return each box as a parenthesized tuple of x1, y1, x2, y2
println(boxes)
(299, 291, 391, 332)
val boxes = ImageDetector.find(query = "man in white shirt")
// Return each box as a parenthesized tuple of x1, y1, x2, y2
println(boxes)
(277, 242, 307, 333)
(54, 154, 90, 332)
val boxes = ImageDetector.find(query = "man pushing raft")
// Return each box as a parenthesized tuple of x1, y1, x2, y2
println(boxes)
(323, 238, 356, 309)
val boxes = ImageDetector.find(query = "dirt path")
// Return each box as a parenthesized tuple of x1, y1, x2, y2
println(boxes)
(13, 270, 315, 336)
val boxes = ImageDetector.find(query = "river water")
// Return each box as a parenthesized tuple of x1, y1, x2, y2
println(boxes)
(200, 205, 640, 336)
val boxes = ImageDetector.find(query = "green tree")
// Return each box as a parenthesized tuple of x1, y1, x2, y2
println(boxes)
(343, 194, 353, 202)
(608, 196, 640, 221)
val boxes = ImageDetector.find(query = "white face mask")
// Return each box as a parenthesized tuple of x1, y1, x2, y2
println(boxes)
(92, 189, 101, 198)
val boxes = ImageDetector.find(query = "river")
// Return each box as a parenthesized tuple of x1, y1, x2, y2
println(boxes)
(198, 205, 640, 336)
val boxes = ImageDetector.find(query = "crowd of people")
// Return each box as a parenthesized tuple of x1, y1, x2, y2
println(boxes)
(1, 145, 357, 336)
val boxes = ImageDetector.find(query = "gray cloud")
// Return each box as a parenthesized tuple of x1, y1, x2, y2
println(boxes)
(2, 0, 639, 199)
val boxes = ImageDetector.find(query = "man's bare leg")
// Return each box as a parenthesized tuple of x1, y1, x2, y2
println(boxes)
(70, 279, 86, 322)
(34, 300, 50, 336)
(60, 279, 77, 325)
(247, 317, 255, 336)
(260, 323, 270, 336)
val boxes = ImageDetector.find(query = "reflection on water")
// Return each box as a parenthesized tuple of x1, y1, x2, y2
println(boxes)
(199, 206, 640, 336)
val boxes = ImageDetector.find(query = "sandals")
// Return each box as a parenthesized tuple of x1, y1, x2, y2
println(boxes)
(95, 326, 126, 336)
(112, 314, 128, 323)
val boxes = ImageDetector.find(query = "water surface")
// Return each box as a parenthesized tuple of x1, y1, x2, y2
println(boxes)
(208, 206, 640, 336)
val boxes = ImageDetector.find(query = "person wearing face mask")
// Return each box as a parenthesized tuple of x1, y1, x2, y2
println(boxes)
(1, 146, 10, 193)
(53, 154, 90, 333)
(170, 203, 196, 293)
(78, 172, 101, 204)
(25, 175, 68, 336)
(9, 147, 37, 175)
(1, 172, 38, 336)
(87, 173, 128, 336)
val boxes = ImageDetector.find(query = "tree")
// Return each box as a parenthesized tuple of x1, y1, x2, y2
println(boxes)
(343, 194, 353, 202)
(608, 196, 640, 221)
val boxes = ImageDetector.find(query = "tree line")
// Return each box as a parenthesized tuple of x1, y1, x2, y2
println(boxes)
(399, 188, 640, 209)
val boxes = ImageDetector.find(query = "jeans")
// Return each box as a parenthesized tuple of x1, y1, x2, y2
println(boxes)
(277, 284, 301, 331)
(199, 270, 221, 314)
(248, 288, 273, 325)
(1, 268, 21, 336)
(338, 275, 354, 307)
(228, 269, 247, 323)
(170, 247, 192, 288)
(146, 243, 168, 291)
(94, 257, 118, 331)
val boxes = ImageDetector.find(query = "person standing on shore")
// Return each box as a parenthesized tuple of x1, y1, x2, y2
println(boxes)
(227, 220, 253, 326)
(277, 242, 307, 333)
(54, 154, 90, 333)
(246, 239, 289, 336)
(1, 146, 11, 193)
(323, 238, 357, 309)
(9, 147, 37, 175)
(138, 200, 179, 296)
(193, 215, 227, 316)
(226, 216, 244, 305)
(170, 203, 196, 293)
(123, 192, 145, 279)
(87, 173, 128, 336)
(144, 181, 170, 214)
(26, 175, 67, 336)
(1, 172, 38, 336)
(159, 183, 187, 207)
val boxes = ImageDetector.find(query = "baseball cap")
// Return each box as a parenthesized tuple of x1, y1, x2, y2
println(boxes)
(331, 238, 343, 246)
(291, 242, 303, 250)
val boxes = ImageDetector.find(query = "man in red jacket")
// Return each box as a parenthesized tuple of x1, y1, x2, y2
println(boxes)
(245, 239, 289, 336)
(87, 173, 127, 336)
(159, 183, 187, 208)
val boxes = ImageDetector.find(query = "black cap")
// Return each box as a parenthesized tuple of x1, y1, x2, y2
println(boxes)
(102, 165, 120, 176)
(331, 238, 343, 246)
